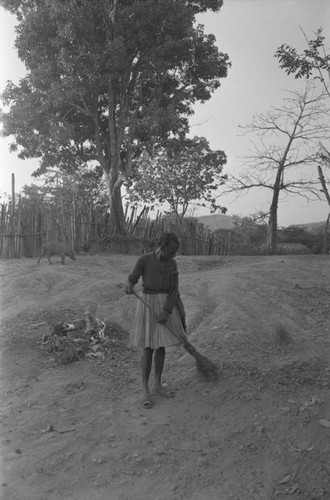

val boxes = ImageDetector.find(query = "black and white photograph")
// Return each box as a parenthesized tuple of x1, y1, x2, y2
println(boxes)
(1, 1, 329, 499)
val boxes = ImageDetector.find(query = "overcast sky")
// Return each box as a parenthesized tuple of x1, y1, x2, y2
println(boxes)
(0, 0, 330, 226)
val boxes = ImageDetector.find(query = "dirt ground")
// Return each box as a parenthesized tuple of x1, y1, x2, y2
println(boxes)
(0, 252, 330, 500)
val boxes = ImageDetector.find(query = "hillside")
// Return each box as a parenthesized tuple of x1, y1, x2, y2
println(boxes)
(197, 213, 328, 232)
(197, 214, 234, 230)
(297, 221, 328, 232)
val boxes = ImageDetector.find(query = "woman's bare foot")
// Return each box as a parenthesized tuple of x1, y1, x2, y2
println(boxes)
(153, 385, 175, 398)
(141, 390, 153, 409)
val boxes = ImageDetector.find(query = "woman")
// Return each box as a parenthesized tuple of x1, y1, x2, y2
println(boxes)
(125, 232, 186, 409)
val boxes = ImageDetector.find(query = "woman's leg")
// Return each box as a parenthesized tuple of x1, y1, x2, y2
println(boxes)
(141, 347, 153, 406)
(154, 347, 165, 389)
(154, 348, 175, 397)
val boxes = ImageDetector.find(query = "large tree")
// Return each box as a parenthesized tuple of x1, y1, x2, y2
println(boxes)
(226, 83, 330, 254)
(127, 136, 227, 222)
(0, 0, 230, 234)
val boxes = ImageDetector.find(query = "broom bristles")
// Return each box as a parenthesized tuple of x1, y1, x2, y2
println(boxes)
(195, 352, 219, 382)
(181, 338, 219, 381)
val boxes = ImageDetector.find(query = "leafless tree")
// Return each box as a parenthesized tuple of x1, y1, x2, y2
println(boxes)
(225, 82, 330, 254)
(276, 28, 330, 252)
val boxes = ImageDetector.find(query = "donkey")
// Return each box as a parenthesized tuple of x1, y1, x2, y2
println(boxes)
(37, 242, 76, 265)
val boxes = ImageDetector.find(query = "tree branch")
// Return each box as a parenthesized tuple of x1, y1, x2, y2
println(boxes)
(299, 26, 330, 100)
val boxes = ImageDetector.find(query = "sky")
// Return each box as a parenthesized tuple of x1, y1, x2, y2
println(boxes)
(0, 0, 330, 227)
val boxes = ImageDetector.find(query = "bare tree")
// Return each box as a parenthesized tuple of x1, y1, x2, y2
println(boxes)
(226, 82, 330, 254)
(276, 28, 330, 250)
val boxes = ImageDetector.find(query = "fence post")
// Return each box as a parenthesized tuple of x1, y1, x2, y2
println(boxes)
(10, 174, 16, 258)
(15, 195, 22, 258)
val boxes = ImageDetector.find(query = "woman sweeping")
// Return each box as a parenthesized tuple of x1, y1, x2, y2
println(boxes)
(125, 232, 186, 409)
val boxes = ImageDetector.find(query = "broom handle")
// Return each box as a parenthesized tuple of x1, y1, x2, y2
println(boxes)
(132, 289, 188, 346)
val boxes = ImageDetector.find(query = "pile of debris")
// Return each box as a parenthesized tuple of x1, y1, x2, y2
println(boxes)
(38, 309, 128, 364)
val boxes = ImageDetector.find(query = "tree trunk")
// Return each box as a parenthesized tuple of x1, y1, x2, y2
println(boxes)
(318, 166, 330, 254)
(105, 175, 127, 236)
(267, 186, 280, 254)
(267, 163, 285, 255)
(323, 213, 330, 255)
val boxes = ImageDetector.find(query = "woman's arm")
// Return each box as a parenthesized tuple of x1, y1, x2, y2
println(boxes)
(125, 254, 146, 293)
(163, 265, 179, 313)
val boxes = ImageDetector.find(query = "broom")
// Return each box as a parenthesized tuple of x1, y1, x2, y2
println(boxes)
(132, 290, 219, 382)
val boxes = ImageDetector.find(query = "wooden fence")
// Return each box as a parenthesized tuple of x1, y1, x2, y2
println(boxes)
(0, 195, 109, 258)
(0, 198, 231, 259)
(125, 206, 231, 255)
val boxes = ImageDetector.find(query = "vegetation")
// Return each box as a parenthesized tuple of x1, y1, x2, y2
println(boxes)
(225, 82, 330, 254)
(275, 28, 330, 253)
(275, 27, 330, 98)
(222, 217, 328, 256)
(225, 216, 267, 255)
(127, 136, 227, 223)
(0, 0, 230, 235)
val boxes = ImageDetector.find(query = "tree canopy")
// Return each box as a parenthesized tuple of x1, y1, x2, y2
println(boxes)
(0, 0, 230, 234)
(127, 136, 227, 221)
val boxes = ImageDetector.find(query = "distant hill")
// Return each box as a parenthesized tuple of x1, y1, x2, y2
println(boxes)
(196, 214, 234, 231)
(285, 221, 327, 232)
(197, 216, 327, 232)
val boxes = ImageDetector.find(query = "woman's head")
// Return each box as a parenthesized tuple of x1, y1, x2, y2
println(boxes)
(158, 232, 180, 261)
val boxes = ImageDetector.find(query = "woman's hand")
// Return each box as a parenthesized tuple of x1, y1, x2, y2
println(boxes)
(125, 282, 135, 294)
(158, 310, 170, 324)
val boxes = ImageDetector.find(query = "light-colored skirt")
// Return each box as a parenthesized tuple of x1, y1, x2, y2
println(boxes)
(130, 293, 185, 349)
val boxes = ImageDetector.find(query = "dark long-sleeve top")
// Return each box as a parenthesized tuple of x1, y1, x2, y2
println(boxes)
(128, 251, 182, 314)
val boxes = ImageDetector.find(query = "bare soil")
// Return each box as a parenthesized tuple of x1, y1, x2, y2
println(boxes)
(0, 253, 330, 500)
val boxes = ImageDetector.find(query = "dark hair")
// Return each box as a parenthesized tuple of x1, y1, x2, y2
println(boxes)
(158, 232, 179, 249)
